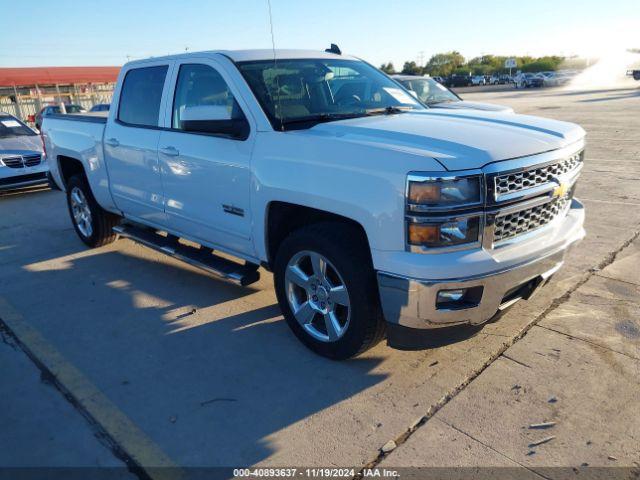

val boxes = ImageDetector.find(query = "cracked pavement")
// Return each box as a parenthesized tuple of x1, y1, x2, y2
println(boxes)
(0, 85, 638, 478)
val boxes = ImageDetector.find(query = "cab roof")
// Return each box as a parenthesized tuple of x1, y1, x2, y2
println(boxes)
(125, 49, 358, 67)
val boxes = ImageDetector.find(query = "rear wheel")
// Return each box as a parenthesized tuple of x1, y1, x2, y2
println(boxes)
(66, 174, 120, 248)
(274, 222, 385, 359)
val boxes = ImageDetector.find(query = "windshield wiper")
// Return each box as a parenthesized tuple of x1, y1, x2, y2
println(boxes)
(365, 106, 414, 116)
(278, 107, 415, 130)
(280, 112, 366, 126)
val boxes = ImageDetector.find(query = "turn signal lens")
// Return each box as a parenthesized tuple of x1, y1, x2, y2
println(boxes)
(408, 176, 481, 207)
(408, 224, 440, 244)
(408, 216, 481, 248)
(408, 183, 440, 203)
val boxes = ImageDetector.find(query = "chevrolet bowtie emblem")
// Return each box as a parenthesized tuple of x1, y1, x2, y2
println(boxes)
(552, 181, 569, 198)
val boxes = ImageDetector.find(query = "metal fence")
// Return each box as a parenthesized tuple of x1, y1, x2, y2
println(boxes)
(0, 82, 115, 125)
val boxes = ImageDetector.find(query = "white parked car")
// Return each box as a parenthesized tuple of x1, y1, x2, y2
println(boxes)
(542, 72, 571, 87)
(393, 75, 514, 113)
(0, 112, 48, 191)
(42, 48, 586, 359)
(471, 75, 486, 86)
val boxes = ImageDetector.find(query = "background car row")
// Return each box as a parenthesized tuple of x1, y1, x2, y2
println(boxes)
(1, 102, 111, 192)
(435, 70, 579, 88)
(32, 103, 110, 130)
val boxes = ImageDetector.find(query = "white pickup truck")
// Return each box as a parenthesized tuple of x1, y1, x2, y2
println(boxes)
(42, 49, 586, 359)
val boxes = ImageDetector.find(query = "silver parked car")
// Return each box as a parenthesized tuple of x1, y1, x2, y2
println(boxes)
(392, 75, 514, 113)
(0, 112, 48, 191)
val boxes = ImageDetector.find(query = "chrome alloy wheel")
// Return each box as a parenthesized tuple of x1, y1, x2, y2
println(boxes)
(70, 186, 93, 238)
(285, 250, 351, 342)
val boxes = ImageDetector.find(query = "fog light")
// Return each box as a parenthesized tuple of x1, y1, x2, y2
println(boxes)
(437, 289, 466, 304)
(436, 286, 484, 310)
(439, 289, 465, 302)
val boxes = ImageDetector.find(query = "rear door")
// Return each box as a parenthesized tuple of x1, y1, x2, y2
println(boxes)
(157, 58, 256, 257)
(104, 61, 173, 225)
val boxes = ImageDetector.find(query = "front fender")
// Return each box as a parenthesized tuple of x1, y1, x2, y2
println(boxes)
(250, 131, 445, 265)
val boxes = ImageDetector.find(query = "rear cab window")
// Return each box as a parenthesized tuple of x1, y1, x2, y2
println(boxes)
(118, 65, 169, 127)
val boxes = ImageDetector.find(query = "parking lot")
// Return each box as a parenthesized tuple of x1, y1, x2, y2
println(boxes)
(1, 85, 639, 478)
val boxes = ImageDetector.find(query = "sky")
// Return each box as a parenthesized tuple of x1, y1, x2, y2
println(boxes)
(2, 0, 639, 68)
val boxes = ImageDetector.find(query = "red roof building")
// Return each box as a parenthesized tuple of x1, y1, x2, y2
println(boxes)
(0, 66, 120, 87)
(0, 67, 121, 122)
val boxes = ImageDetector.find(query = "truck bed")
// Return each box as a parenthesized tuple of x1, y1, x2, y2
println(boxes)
(42, 114, 111, 208)
(47, 112, 108, 124)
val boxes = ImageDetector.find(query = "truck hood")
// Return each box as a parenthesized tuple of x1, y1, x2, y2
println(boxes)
(307, 110, 584, 170)
(432, 100, 514, 113)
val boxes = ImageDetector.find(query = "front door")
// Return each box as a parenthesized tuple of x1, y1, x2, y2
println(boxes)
(158, 61, 255, 257)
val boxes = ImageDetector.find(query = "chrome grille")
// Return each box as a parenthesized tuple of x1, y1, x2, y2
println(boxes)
(23, 154, 41, 167)
(493, 195, 572, 242)
(2, 156, 23, 168)
(494, 153, 582, 197)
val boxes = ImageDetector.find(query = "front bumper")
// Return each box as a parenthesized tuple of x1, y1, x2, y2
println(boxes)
(378, 200, 585, 329)
(0, 162, 49, 191)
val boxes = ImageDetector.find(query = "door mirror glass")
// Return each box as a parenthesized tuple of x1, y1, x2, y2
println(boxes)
(181, 105, 232, 122)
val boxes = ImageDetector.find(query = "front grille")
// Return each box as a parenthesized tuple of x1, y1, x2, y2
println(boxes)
(494, 153, 582, 197)
(23, 154, 41, 167)
(493, 195, 572, 242)
(2, 156, 23, 168)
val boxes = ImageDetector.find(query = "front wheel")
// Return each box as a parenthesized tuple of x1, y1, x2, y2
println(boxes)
(66, 174, 120, 248)
(274, 222, 385, 359)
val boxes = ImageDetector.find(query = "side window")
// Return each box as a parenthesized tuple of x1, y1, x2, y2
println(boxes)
(118, 65, 168, 127)
(172, 63, 247, 138)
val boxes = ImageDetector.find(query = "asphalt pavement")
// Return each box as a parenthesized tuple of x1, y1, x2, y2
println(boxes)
(0, 85, 638, 479)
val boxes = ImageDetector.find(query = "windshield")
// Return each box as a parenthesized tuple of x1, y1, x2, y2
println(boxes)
(237, 58, 425, 129)
(397, 77, 459, 105)
(0, 115, 35, 138)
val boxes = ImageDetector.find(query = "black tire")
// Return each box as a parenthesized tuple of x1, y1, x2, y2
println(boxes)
(274, 222, 386, 360)
(66, 174, 120, 248)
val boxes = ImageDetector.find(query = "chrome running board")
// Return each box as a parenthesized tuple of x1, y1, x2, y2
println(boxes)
(113, 224, 260, 287)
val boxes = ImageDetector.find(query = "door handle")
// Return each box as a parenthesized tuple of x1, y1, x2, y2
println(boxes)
(160, 146, 180, 157)
(105, 137, 119, 147)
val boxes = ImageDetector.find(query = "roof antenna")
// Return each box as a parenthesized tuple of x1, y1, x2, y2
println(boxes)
(266, 0, 284, 131)
(325, 43, 342, 55)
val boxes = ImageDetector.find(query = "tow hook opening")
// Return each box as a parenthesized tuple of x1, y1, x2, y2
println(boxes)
(499, 276, 545, 310)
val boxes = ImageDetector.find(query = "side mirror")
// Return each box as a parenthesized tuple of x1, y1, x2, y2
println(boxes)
(180, 105, 248, 140)
(182, 105, 231, 122)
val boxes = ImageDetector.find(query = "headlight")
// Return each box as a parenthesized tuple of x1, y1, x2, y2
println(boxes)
(407, 175, 482, 210)
(406, 172, 484, 251)
(408, 216, 481, 248)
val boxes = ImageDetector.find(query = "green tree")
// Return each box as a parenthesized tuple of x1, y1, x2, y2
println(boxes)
(467, 55, 507, 74)
(520, 56, 564, 72)
(424, 51, 465, 77)
(401, 61, 423, 75)
(379, 62, 396, 74)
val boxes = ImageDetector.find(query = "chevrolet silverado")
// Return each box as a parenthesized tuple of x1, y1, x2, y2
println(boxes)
(42, 49, 585, 359)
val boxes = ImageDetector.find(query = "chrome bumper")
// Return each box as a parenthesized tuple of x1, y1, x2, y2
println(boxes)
(378, 201, 585, 329)
(0, 172, 49, 191)
(0, 161, 49, 191)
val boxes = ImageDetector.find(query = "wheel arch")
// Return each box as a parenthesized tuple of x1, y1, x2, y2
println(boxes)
(57, 155, 86, 188)
(264, 201, 372, 271)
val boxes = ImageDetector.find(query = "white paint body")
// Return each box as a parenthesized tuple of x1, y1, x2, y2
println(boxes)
(42, 50, 586, 284)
